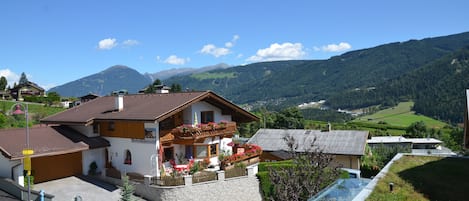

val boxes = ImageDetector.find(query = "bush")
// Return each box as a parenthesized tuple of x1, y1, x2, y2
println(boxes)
(24, 175, 34, 189)
(256, 171, 273, 199)
(258, 160, 293, 171)
(189, 162, 200, 175)
(88, 161, 98, 175)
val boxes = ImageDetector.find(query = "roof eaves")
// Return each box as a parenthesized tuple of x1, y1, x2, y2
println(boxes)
(10, 142, 89, 160)
(0, 147, 12, 160)
(41, 120, 90, 126)
(202, 91, 259, 122)
(155, 91, 210, 122)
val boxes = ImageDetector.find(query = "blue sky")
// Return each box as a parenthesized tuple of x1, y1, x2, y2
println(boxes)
(1, 0, 469, 90)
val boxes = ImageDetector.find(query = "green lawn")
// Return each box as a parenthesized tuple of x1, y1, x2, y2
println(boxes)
(0, 100, 65, 116)
(354, 102, 447, 128)
(367, 155, 469, 201)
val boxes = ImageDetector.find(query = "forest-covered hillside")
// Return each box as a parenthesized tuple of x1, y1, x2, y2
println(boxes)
(328, 46, 469, 123)
(165, 32, 469, 123)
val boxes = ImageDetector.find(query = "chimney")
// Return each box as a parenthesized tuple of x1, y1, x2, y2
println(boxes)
(115, 95, 124, 111)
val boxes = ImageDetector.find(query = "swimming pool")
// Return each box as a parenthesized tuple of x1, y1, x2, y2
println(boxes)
(309, 178, 371, 201)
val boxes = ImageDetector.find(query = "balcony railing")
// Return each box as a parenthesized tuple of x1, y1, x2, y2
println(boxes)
(170, 121, 236, 141)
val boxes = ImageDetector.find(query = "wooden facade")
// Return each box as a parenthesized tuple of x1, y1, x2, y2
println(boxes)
(99, 121, 145, 139)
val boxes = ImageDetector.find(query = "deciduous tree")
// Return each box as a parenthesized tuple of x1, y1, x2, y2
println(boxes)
(268, 135, 340, 201)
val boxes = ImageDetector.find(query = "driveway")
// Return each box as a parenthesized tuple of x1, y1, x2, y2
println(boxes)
(34, 175, 144, 201)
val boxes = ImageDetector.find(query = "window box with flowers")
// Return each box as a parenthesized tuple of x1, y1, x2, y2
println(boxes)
(221, 144, 262, 167)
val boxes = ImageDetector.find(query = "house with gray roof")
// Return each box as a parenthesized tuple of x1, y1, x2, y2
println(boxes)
(248, 129, 369, 169)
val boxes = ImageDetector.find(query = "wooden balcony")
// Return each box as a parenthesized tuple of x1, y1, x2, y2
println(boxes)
(170, 122, 237, 143)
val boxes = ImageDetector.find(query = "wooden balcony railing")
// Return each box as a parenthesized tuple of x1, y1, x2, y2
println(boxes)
(170, 122, 237, 141)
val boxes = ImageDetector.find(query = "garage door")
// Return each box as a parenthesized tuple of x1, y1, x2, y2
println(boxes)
(32, 152, 82, 183)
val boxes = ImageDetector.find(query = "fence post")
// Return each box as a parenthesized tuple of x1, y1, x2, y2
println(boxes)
(184, 175, 193, 186)
(217, 170, 225, 181)
(144, 175, 152, 186)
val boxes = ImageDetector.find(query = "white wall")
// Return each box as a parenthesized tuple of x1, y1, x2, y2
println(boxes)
(220, 137, 233, 155)
(82, 148, 106, 175)
(0, 156, 23, 186)
(144, 122, 160, 176)
(104, 137, 159, 176)
(182, 101, 232, 125)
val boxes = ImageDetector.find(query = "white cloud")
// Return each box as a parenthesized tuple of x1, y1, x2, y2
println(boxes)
(225, 42, 234, 48)
(200, 34, 240, 58)
(164, 55, 189, 65)
(200, 44, 230, 57)
(0, 69, 20, 87)
(233, 35, 240, 41)
(225, 35, 240, 48)
(247, 42, 306, 62)
(122, 39, 139, 46)
(98, 38, 117, 50)
(320, 42, 352, 52)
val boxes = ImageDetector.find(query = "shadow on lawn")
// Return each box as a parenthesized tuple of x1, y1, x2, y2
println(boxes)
(397, 157, 469, 201)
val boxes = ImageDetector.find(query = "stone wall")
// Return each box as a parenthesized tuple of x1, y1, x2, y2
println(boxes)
(136, 176, 262, 201)
(101, 165, 263, 201)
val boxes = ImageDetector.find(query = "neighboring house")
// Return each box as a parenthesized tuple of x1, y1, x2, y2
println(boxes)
(367, 136, 412, 151)
(39, 91, 257, 181)
(10, 81, 45, 101)
(0, 126, 109, 184)
(138, 84, 171, 94)
(248, 129, 369, 170)
(80, 93, 100, 103)
(60, 93, 101, 108)
(367, 136, 455, 155)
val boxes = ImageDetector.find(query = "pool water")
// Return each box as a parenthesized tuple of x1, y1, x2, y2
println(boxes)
(309, 178, 371, 201)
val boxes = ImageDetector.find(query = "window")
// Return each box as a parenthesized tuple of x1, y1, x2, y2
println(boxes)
(108, 121, 115, 131)
(164, 147, 174, 162)
(201, 111, 214, 124)
(145, 129, 155, 138)
(124, 150, 132, 165)
(209, 144, 218, 157)
(185, 145, 193, 159)
(195, 145, 208, 158)
(93, 123, 100, 134)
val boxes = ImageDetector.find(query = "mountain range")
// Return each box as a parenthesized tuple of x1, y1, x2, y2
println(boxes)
(48, 31, 469, 123)
(48, 65, 152, 97)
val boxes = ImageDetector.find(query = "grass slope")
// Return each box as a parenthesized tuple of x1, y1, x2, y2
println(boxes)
(367, 155, 469, 201)
(0, 100, 65, 120)
(354, 102, 447, 128)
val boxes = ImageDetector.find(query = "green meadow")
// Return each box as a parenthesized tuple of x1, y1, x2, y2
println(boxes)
(354, 102, 447, 128)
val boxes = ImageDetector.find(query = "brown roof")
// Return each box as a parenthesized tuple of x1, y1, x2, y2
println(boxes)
(41, 91, 258, 125)
(52, 126, 110, 149)
(0, 126, 89, 160)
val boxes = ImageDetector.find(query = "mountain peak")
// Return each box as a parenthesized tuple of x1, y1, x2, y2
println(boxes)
(48, 65, 151, 97)
(103, 65, 132, 72)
